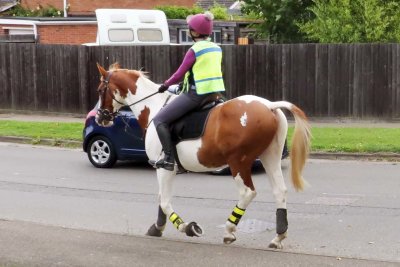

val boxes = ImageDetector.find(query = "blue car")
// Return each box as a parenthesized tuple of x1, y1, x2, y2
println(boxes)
(83, 103, 148, 168)
(83, 101, 288, 172)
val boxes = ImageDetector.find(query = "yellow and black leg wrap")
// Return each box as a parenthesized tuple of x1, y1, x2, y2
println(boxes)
(228, 205, 246, 225)
(169, 212, 184, 229)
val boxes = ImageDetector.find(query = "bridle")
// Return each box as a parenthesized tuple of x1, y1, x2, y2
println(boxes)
(96, 71, 120, 122)
(96, 70, 165, 137)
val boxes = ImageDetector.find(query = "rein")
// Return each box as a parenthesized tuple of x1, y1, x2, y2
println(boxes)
(99, 71, 171, 141)
(102, 71, 159, 111)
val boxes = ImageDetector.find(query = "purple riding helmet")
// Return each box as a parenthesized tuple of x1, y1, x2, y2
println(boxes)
(186, 11, 214, 36)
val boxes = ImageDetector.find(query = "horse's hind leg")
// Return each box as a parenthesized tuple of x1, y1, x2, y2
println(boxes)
(260, 135, 289, 249)
(223, 164, 257, 244)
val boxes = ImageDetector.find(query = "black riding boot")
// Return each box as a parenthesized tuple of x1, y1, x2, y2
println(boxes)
(154, 123, 175, 171)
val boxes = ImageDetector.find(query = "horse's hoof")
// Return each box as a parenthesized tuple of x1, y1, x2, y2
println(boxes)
(185, 222, 203, 237)
(268, 241, 283, 249)
(268, 232, 287, 249)
(223, 233, 236, 244)
(146, 223, 163, 237)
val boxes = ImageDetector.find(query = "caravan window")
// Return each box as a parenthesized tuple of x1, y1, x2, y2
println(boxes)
(108, 29, 134, 42)
(137, 29, 163, 42)
(179, 29, 222, 44)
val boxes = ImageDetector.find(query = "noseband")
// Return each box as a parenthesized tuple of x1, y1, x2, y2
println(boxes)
(96, 108, 115, 123)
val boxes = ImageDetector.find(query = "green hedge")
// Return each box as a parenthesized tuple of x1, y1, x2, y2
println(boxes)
(156, 4, 228, 20)
(3, 4, 63, 17)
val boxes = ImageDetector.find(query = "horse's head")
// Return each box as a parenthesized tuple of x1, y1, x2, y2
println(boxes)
(95, 63, 140, 127)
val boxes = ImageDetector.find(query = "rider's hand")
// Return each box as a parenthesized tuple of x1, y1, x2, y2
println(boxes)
(158, 84, 169, 93)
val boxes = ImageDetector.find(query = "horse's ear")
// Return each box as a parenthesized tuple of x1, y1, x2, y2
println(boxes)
(96, 63, 107, 77)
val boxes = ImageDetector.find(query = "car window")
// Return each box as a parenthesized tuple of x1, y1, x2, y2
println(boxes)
(119, 106, 132, 112)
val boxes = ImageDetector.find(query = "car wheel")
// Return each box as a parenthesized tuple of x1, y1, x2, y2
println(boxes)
(87, 136, 117, 168)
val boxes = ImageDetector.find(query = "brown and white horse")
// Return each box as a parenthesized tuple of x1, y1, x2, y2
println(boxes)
(95, 63, 311, 248)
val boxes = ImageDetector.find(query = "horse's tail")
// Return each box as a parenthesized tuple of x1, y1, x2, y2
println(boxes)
(269, 101, 312, 191)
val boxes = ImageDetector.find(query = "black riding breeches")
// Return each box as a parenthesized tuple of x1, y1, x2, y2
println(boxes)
(153, 89, 210, 127)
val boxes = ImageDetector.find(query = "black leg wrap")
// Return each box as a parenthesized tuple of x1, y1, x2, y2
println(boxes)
(146, 223, 163, 237)
(276, 208, 288, 235)
(156, 205, 167, 227)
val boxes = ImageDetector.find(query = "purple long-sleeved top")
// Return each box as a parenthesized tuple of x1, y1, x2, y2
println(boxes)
(163, 49, 196, 87)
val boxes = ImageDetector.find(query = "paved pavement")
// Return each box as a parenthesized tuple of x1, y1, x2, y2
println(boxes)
(1, 220, 395, 267)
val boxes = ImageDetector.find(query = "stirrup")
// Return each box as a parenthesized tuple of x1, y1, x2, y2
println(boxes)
(154, 158, 175, 171)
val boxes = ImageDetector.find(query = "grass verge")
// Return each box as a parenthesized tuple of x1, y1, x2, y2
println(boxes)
(0, 120, 83, 147)
(0, 120, 399, 153)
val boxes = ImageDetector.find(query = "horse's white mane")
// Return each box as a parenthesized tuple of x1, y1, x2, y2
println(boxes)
(108, 62, 158, 93)
(136, 71, 159, 89)
(108, 62, 149, 79)
(134, 69, 149, 79)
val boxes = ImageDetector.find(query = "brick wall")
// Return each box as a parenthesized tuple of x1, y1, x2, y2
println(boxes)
(11, 0, 198, 44)
(21, 0, 197, 14)
(37, 24, 97, 44)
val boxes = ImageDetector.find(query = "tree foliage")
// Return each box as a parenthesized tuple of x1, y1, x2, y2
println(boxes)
(241, 0, 400, 43)
(298, 0, 400, 43)
(241, 0, 314, 43)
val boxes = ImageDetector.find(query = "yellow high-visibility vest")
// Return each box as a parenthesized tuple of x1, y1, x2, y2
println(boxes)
(183, 40, 225, 95)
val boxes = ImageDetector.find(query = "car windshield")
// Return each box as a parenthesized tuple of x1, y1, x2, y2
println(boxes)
(95, 101, 131, 112)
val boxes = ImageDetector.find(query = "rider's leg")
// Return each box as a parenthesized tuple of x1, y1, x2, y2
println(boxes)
(153, 90, 205, 170)
(154, 123, 175, 171)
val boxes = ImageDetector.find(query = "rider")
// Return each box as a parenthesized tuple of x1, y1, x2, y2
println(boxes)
(153, 11, 225, 171)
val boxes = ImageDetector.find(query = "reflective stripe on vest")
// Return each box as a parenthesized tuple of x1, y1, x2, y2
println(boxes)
(184, 40, 225, 95)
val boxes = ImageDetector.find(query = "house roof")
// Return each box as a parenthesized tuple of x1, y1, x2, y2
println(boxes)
(0, 0, 17, 12)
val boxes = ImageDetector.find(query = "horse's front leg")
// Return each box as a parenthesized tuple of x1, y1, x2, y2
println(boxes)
(147, 168, 175, 237)
(224, 168, 257, 244)
(146, 205, 167, 237)
(146, 168, 203, 237)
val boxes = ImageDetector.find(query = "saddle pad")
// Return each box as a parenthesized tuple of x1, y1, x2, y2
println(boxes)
(171, 107, 212, 143)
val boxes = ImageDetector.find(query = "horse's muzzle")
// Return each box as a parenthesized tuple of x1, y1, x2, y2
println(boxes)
(95, 109, 114, 127)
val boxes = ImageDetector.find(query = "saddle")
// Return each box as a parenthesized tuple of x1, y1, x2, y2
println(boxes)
(170, 93, 224, 144)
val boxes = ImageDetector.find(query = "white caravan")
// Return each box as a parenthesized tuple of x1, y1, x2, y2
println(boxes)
(86, 9, 170, 46)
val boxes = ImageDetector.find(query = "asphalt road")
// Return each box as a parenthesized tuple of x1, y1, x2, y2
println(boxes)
(0, 142, 399, 266)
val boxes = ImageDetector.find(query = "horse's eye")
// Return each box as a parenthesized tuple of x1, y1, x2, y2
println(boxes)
(97, 84, 106, 93)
